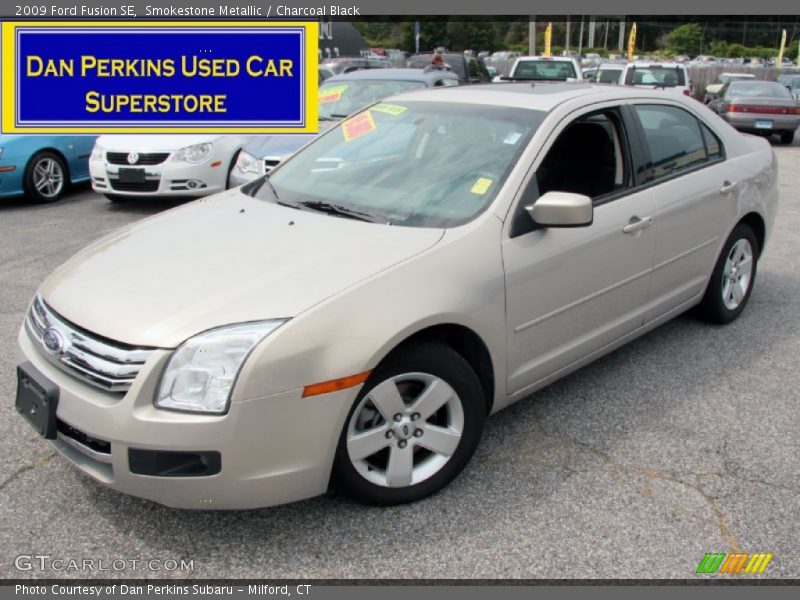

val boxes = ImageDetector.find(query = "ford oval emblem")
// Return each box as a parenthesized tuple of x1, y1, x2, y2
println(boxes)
(42, 327, 64, 354)
(127, 152, 139, 165)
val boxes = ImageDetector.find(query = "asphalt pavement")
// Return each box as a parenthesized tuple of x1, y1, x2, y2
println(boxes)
(1, 145, 798, 579)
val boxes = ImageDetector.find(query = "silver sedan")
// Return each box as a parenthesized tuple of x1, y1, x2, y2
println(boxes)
(16, 84, 777, 508)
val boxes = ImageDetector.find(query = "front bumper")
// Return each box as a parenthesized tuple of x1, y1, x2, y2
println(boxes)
(17, 324, 356, 509)
(90, 153, 229, 198)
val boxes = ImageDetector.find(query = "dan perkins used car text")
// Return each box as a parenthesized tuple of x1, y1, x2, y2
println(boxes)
(17, 4, 361, 17)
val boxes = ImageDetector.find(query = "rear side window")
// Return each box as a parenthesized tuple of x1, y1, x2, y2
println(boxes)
(634, 105, 720, 182)
(700, 123, 722, 160)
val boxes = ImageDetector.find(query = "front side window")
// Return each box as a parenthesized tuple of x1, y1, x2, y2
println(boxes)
(536, 110, 630, 199)
(634, 105, 716, 182)
(246, 101, 546, 228)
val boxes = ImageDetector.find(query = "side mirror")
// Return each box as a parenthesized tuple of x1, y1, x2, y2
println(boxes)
(526, 191, 593, 227)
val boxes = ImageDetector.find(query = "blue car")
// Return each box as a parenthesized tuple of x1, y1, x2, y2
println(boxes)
(0, 135, 97, 202)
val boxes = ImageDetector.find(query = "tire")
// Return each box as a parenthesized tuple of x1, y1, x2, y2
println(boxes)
(104, 194, 130, 203)
(23, 151, 67, 203)
(332, 342, 486, 505)
(698, 224, 758, 324)
(780, 131, 795, 145)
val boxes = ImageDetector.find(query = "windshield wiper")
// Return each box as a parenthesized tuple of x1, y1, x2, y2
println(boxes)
(299, 200, 384, 223)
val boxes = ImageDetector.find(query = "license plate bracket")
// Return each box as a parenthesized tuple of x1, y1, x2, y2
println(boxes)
(755, 119, 773, 129)
(16, 362, 59, 439)
(118, 168, 146, 183)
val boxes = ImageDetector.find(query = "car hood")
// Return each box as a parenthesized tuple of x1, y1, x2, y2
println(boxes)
(40, 191, 444, 348)
(243, 121, 337, 158)
(96, 134, 221, 152)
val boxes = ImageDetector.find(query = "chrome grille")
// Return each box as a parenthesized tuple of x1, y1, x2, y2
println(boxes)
(106, 152, 169, 165)
(26, 295, 154, 393)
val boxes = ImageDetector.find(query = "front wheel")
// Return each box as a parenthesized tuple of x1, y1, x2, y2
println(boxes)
(23, 151, 67, 203)
(332, 342, 486, 505)
(698, 224, 758, 324)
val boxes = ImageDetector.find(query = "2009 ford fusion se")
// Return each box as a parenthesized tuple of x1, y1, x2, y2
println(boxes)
(16, 84, 777, 508)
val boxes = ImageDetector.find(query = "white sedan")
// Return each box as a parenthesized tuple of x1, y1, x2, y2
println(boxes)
(18, 84, 776, 508)
(90, 135, 252, 201)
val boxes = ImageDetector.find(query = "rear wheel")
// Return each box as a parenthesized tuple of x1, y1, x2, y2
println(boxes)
(698, 224, 758, 324)
(780, 130, 795, 144)
(23, 151, 67, 203)
(332, 342, 485, 505)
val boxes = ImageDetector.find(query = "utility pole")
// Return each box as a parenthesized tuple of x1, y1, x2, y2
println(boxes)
(618, 19, 625, 53)
(604, 21, 609, 49)
(578, 17, 585, 55)
(529, 18, 536, 56)
(588, 19, 596, 48)
(566, 18, 571, 52)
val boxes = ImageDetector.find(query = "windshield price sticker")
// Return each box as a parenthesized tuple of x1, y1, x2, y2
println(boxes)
(372, 103, 407, 116)
(342, 111, 376, 142)
(319, 85, 347, 104)
(471, 177, 494, 195)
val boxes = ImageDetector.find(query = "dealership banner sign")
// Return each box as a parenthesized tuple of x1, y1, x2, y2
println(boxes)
(0, 21, 318, 133)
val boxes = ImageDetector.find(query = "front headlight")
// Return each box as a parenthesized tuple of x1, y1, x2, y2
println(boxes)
(172, 142, 213, 164)
(235, 149, 261, 174)
(90, 144, 104, 161)
(156, 320, 286, 414)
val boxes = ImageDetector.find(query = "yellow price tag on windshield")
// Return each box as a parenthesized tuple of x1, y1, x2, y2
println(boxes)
(470, 177, 493, 195)
(372, 103, 407, 116)
(342, 111, 377, 142)
(319, 85, 347, 104)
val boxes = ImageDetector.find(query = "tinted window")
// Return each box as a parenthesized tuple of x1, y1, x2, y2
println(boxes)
(537, 111, 630, 199)
(512, 60, 577, 81)
(700, 123, 722, 160)
(597, 68, 623, 84)
(626, 66, 686, 87)
(634, 105, 714, 181)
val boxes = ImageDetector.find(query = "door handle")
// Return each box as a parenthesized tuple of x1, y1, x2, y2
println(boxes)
(720, 180, 738, 194)
(622, 215, 654, 234)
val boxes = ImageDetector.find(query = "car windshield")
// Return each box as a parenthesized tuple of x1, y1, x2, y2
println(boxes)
(318, 79, 427, 120)
(727, 81, 791, 98)
(244, 101, 545, 228)
(627, 66, 686, 87)
(512, 60, 577, 80)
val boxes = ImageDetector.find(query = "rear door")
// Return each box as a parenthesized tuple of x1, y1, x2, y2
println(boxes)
(629, 103, 739, 321)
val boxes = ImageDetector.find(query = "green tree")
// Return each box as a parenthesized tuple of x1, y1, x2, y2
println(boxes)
(401, 20, 449, 53)
(666, 23, 703, 56)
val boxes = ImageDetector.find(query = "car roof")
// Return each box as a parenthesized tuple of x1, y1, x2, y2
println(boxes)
(324, 68, 459, 84)
(516, 56, 576, 62)
(390, 81, 693, 111)
(626, 62, 686, 69)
